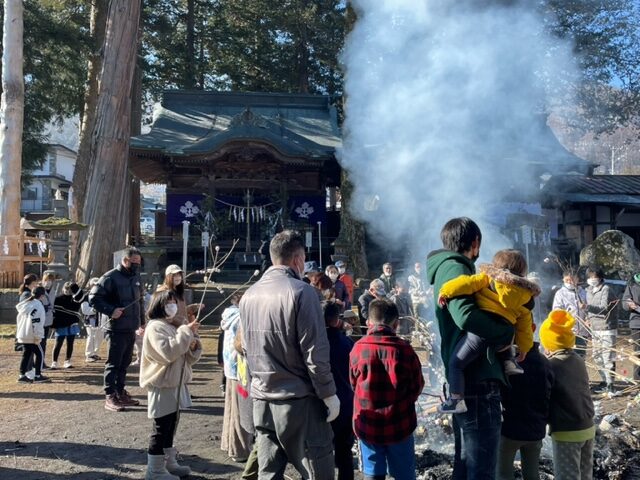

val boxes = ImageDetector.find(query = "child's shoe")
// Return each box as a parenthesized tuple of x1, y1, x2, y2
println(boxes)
(439, 397, 467, 414)
(33, 374, 52, 383)
(503, 359, 524, 376)
(17, 375, 33, 383)
(63, 360, 73, 369)
(50, 361, 59, 369)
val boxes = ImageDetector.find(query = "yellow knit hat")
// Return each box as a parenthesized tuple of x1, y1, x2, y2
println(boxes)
(539, 309, 576, 351)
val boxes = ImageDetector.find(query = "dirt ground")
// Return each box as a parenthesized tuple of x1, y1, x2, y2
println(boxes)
(0, 327, 245, 480)
(2, 327, 640, 480)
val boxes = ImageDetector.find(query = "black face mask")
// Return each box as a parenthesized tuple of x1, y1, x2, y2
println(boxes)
(129, 263, 141, 275)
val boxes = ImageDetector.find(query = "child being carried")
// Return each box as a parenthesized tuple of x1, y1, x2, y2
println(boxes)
(438, 249, 540, 413)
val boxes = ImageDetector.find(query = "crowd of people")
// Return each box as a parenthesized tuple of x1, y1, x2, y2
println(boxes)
(12, 218, 640, 480)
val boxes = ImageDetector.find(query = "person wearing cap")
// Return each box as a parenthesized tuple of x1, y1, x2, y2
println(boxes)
(239, 230, 338, 478)
(540, 309, 594, 480)
(622, 272, 640, 381)
(336, 260, 355, 302)
(156, 265, 188, 327)
(358, 278, 387, 326)
(90, 246, 145, 412)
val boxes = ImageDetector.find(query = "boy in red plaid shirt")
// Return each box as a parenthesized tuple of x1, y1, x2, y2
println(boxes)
(350, 299, 425, 480)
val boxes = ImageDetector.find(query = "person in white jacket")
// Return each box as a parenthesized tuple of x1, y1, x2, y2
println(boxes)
(16, 286, 51, 383)
(220, 293, 253, 462)
(81, 277, 104, 363)
(140, 289, 201, 480)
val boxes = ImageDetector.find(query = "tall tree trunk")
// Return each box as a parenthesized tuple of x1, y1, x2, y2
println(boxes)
(129, 12, 143, 241)
(76, 0, 141, 284)
(185, 0, 196, 89)
(0, 0, 24, 277)
(70, 0, 107, 269)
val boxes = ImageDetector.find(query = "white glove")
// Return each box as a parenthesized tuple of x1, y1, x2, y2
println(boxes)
(322, 394, 340, 423)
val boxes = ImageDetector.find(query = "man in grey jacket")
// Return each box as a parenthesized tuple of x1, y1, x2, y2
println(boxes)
(240, 230, 339, 479)
(90, 246, 145, 412)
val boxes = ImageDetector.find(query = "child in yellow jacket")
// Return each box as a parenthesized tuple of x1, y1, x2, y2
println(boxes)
(438, 249, 540, 413)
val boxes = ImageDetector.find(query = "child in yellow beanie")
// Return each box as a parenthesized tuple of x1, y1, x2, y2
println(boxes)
(540, 309, 594, 480)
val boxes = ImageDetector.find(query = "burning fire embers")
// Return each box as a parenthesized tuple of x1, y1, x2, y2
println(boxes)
(407, 314, 640, 479)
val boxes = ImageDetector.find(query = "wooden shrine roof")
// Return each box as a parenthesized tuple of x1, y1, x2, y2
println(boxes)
(130, 91, 341, 160)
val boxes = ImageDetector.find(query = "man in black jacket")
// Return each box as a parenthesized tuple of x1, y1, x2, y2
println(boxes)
(90, 246, 145, 412)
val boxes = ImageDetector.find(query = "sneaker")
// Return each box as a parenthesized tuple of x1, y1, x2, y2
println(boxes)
(130, 360, 140, 367)
(90, 354, 102, 361)
(17, 375, 33, 383)
(503, 359, 524, 376)
(50, 361, 59, 370)
(63, 360, 73, 369)
(33, 375, 52, 383)
(86, 356, 97, 363)
(439, 398, 467, 414)
(105, 394, 125, 412)
(592, 381, 607, 394)
(118, 389, 140, 406)
(25, 369, 36, 380)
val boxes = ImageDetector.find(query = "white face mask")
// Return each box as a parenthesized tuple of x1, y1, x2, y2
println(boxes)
(165, 303, 178, 318)
(328, 273, 338, 282)
(173, 275, 182, 286)
(338, 267, 346, 275)
(587, 278, 600, 287)
(563, 282, 575, 290)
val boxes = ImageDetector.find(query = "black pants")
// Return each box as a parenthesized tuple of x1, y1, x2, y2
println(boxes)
(41, 326, 50, 362)
(104, 330, 136, 395)
(20, 343, 43, 376)
(332, 422, 355, 480)
(53, 335, 75, 362)
(149, 411, 178, 455)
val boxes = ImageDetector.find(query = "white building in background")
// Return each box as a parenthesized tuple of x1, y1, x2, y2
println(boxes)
(21, 144, 76, 214)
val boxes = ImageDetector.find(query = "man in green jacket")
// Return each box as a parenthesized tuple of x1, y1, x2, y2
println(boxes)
(427, 217, 514, 480)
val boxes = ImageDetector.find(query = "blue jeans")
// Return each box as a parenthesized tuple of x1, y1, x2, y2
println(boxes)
(452, 381, 502, 480)
(448, 333, 486, 396)
(359, 435, 416, 480)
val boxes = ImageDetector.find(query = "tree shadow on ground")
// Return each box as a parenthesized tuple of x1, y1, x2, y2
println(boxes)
(0, 391, 105, 401)
(0, 441, 241, 477)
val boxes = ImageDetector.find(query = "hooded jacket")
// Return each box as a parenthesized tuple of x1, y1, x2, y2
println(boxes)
(547, 348, 594, 435)
(239, 265, 336, 401)
(220, 304, 241, 380)
(439, 263, 540, 354)
(586, 282, 618, 331)
(89, 264, 145, 332)
(427, 250, 514, 384)
(16, 298, 46, 344)
(52, 290, 83, 329)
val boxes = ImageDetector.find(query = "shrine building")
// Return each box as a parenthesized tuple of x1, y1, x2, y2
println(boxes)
(129, 90, 342, 270)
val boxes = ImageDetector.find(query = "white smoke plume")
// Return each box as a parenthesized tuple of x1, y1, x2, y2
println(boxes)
(339, 0, 579, 259)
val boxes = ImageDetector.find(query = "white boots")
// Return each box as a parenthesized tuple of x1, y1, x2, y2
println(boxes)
(145, 454, 179, 480)
(164, 447, 192, 477)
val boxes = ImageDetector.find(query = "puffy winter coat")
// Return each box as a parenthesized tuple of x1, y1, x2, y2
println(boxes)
(622, 281, 640, 329)
(89, 264, 145, 332)
(586, 282, 618, 331)
(220, 304, 241, 380)
(553, 285, 589, 336)
(139, 318, 201, 390)
(439, 263, 540, 354)
(16, 298, 46, 344)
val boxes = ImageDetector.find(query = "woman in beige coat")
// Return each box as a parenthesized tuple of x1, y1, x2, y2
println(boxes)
(140, 290, 201, 480)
